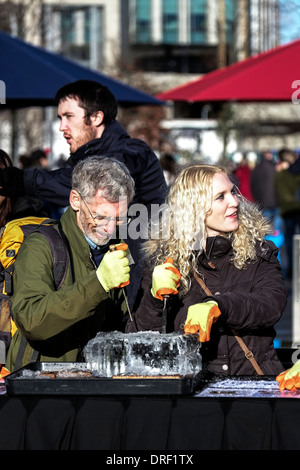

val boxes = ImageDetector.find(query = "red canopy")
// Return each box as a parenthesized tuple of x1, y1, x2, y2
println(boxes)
(156, 39, 300, 103)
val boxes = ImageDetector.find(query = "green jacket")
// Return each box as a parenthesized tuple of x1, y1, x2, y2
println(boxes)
(6, 207, 128, 371)
(274, 169, 300, 217)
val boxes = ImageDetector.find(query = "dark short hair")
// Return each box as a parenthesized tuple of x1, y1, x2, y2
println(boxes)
(55, 80, 118, 125)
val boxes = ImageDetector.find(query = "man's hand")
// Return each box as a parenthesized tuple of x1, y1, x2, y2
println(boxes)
(96, 248, 130, 292)
(0, 167, 25, 198)
(276, 361, 300, 390)
(151, 258, 181, 300)
(184, 301, 222, 342)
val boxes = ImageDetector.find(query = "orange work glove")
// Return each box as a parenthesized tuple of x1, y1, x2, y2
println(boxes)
(151, 257, 181, 300)
(0, 364, 10, 379)
(184, 301, 222, 342)
(276, 361, 300, 391)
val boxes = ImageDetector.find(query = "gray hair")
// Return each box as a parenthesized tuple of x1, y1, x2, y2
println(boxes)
(72, 156, 135, 202)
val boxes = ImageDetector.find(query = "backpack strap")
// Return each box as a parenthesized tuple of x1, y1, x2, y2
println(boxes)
(13, 223, 71, 371)
(14, 336, 39, 371)
(36, 224, 70, 289)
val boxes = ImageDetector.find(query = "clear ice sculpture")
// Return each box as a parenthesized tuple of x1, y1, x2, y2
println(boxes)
(83, 331, 202, 377)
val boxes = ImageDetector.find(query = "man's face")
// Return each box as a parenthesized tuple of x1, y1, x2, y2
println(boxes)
(76, 189, 129, 246)
(57, 97, 99, 153)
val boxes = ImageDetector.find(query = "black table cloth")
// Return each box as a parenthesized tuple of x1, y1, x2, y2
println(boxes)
(1, 394, 300, 450)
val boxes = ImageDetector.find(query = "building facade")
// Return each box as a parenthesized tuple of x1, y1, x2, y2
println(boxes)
(0, 0, 288, 164)
(40, 0, 280, 77)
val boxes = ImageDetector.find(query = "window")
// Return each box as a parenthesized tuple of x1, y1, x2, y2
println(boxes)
(136, 0, 151, 43)
(226, 0, 236, 44)
(162, 0, 179, 43)
(190, 0, 206, 43)
(59, 6, 103, 68)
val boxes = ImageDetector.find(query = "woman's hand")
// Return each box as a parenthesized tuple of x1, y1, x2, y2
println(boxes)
(151, 258, 181, 300)
(184, 301, 222, 342)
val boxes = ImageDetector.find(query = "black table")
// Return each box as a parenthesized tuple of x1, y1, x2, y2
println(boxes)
(1, 348, 298, 451)
(1, 390, 300, 450)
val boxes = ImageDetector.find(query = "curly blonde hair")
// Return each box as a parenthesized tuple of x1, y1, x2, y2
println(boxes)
(145, 164, 271, 297)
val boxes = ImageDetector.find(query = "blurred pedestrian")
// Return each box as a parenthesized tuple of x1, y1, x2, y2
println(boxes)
(0, 149, 48, 364)
(233, 153, 253, 201)
(274, 148, 300, 279)
(18, 154, 32, 170)
(159, 153, 179, 187)
(0, 149, 49, 224)
(29, 148, 50, 169)
(250, 150, 279, 224)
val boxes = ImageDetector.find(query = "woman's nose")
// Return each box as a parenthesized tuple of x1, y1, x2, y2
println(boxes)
(229, 193, 239, 206)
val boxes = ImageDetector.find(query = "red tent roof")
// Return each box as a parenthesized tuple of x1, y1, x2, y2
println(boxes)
(156, 40, 300, 103)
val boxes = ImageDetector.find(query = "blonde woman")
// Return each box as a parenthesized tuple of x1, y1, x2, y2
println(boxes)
(127, 164, 287, 376)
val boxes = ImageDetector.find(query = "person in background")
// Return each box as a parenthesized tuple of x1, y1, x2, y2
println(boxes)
(18, 154, 32, 170)
(250, 150, 279, 223)
(0, 80, 167, 309)
(0, 149, 49, 368)
(0, 149, 49, 224)
(233, 153, 253, 201)
(274, 148, 300, 279)
(6, 157, 135, 372)
(29, 148, 50, 169)
(127, 164, 287, 376)
(159, 153, 179, 187)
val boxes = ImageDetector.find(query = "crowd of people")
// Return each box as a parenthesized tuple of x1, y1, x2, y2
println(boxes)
(0, 79, 298, 387)
(233, 148, 300, 280)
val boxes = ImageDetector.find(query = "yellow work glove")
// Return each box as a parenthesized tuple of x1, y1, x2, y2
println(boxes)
(108, 243, 130, 287)
(276, 361, 300, 391)
(151, 258, 181, 300)
(96, 247, 130, 292)
(184, 301, 222, 342)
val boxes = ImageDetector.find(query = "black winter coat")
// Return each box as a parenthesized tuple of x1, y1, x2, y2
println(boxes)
(23, 120, 167, 309)
(127, 236, 287, 376)
(23, 120, 167, 209)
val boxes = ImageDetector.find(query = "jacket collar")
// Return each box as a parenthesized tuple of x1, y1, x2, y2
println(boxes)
(205, 235, 232, 259)
(60, 207, 91, 262)
(199, 235, 232, 270)
(67, 120, 129, 166)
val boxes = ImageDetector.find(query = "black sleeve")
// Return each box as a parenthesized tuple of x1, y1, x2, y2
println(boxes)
(23, 166, 73, 207)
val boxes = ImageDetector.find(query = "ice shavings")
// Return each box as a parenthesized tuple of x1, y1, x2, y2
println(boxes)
(194, 377, 300, 398)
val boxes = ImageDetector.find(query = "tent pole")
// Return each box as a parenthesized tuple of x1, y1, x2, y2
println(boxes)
(11, 109, 19, 165)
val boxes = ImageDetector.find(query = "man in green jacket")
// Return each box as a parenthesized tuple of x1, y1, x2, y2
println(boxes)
(6, 157, 135, 371)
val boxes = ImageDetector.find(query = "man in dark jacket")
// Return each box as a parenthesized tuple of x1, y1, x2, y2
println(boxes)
(0, 80, 167, 308)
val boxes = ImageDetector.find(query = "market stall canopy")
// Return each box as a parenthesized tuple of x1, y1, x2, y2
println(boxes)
(0, 30, 164, 108)
(156, 39, 300, 103)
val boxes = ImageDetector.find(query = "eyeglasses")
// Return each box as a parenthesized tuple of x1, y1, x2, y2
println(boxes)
(80, 196, 131, 226)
